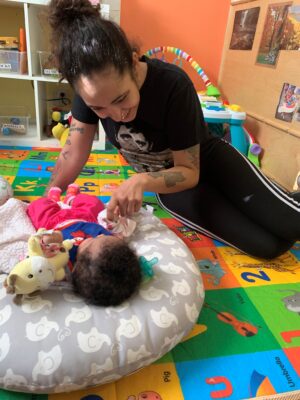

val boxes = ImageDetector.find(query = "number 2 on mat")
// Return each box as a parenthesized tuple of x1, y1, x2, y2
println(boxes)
(241, 270, 271, 283)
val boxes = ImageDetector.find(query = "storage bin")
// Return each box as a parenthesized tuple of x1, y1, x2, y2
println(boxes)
(38, 51, 60, 77)
(0, 50, 28, 74)
(0, 106, 30, 136)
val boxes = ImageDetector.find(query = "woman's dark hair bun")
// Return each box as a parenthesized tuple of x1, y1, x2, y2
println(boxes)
(48, 0, 100, 29)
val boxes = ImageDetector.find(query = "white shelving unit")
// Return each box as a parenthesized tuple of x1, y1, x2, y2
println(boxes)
(0, 0, 120, 148)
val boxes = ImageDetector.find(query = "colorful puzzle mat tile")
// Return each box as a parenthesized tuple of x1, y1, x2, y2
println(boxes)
(0, 145, 300, 400)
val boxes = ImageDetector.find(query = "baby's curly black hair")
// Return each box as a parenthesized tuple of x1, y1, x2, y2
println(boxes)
(72, 240, 142, 306)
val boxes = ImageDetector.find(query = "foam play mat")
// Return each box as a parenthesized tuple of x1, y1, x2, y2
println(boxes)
(0, 145, 300, 400)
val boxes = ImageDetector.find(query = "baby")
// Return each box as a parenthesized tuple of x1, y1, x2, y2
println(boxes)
(27, 184, 141, 306)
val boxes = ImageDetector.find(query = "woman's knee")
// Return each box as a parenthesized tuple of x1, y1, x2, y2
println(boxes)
(246, 237, 293, 260)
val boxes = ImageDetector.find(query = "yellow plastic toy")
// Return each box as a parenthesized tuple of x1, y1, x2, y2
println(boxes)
(52, 122, 69, 147)
(4, 228, 73, 296)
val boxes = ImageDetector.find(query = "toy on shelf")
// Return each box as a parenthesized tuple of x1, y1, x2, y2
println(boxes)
(0, 36, 19, 50)
(145, 46, 221, 97)
(0, 27, 28, 74)
(51, 110, 72, 147)
(1, 117, 27, 136)
(4, 228, 73, 300)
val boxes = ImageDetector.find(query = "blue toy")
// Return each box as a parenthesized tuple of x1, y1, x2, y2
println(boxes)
(199, 96, 248, 155)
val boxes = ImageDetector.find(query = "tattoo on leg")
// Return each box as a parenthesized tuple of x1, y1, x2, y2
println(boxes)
(148, 171, 185, 187)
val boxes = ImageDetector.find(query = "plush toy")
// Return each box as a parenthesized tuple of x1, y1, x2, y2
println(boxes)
(52, 110, 72, 147)
(4, 228, 73, 297)
(0, 176, 13, 206)
(52, 122, 69, 147)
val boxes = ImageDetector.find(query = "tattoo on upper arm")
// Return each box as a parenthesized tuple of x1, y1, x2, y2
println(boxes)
(148, 171, 185, 187)
(185, 145, 200, 167)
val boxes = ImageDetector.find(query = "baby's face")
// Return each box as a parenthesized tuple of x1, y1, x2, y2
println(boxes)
(77, 235, 121, 258)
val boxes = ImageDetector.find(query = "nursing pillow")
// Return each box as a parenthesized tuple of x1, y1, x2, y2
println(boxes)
(0, 209, 204, 394)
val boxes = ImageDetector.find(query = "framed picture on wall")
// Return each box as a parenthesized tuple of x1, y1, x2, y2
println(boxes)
(229, 7, 260, 50)
(275, 82, 300, 122)
(280, 5, 300, 50)
(256, 2, 292, 66)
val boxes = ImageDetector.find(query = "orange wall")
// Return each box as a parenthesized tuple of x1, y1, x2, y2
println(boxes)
(120, 0, 231, 91)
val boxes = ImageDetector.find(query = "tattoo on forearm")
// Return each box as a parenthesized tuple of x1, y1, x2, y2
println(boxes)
(70, 123, 84, 135)
(45, 157, 61, 194)
(46, 174, 55, 193)
(185, 145, 200, 166)
(148, 171, 185, 187)
(61, 150, 69, 160)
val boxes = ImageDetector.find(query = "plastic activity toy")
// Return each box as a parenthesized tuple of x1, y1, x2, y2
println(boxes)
(145, 46, 220, 97)
(145, 46, 251, 155)
(243, 127, 262, 167)
(199, 95, 248, 155)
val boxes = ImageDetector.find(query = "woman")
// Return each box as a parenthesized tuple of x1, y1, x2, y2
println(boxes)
(47, 0, 300, 259)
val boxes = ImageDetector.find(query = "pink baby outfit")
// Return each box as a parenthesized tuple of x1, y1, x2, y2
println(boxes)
(27, 194, 105, 230)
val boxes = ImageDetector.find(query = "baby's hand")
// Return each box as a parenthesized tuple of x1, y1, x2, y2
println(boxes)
(41, 231, 63, 245)
(39, 231, 64, 258)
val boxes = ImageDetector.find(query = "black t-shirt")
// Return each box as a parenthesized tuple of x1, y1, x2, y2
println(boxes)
(72, 56, 210, 172)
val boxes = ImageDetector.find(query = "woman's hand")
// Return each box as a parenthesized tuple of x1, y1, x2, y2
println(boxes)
(106, 174, 146, 220)
(106, 144, 200, 221)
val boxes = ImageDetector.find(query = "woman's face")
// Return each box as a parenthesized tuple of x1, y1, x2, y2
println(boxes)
(76, 67, 141, 123)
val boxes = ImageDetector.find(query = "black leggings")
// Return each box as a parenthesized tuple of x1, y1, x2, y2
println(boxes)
(157, 138, 300, 259)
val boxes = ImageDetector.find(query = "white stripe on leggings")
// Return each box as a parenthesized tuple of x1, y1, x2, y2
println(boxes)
(227, 141, 300, 211)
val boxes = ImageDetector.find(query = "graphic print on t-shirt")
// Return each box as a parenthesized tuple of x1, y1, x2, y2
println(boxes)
(116, 124, 173, 173)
